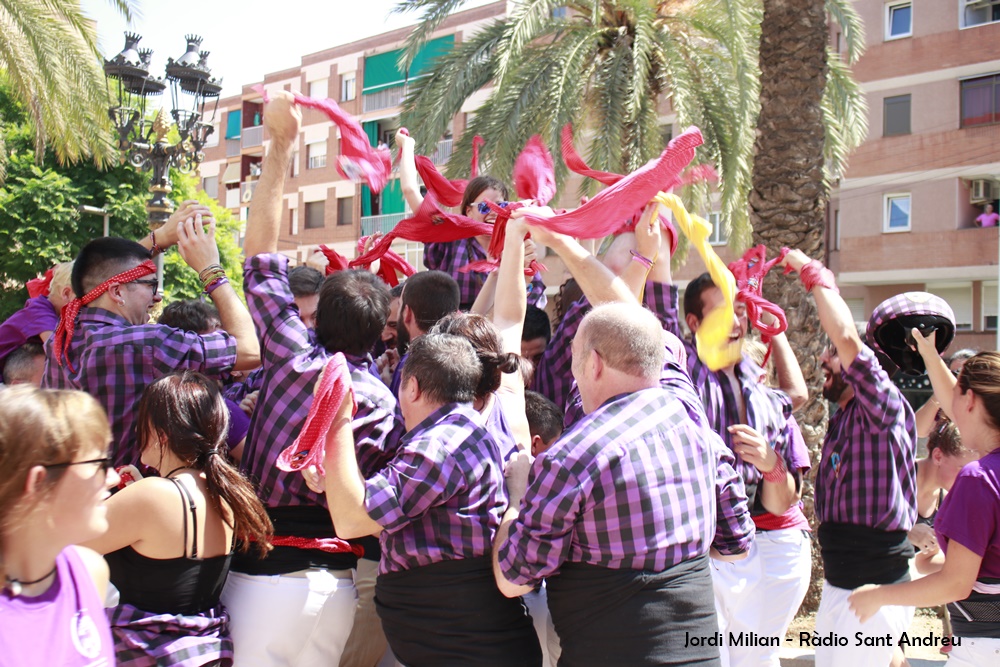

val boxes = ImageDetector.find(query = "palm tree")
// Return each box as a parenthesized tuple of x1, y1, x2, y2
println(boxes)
(395, 0, 762, 246)
(749, 0, 866, 612)
(0, 0, 136, 177)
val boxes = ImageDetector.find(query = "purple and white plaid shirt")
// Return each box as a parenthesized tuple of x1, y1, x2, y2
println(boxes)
(816, 345, 917, 532)
(241, 254, 404, 509)
(533, 280, 674, 413)
(42, 308, 238, 468)
(365, 402, 506, 574)
(499, 386, 754, 587)
(660, 286, 796, 493)
(424, 239, 546, 310)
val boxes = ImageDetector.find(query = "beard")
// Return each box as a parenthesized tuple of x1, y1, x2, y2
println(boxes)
(396, 324, 410, 355)
(823, 370, 850, 403)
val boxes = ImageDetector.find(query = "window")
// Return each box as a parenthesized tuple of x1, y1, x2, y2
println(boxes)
(883, 94, 911, 136)
(927, 285, 972, 330)
(707, 212, 728, 245)
(307, 141, 327, 169)
(885, 2, 912, 40)
(204, 124, 219, 148)
(202, 175, 218, 200)
(290, 151, 299, 178)
(289, 208, 298, 235)
(883, 194, 911, 232)
(308, 79, 328, 100)
(833, 209, 840, 250)
(305, 201, 325, 229)
(962, 0, 1000, 29)
(961, 74, 1000, 128)
(659, 124, 673, 146)
(341, 74, 356, 102)
(984, 283, 998, 330)
(551, 6, 568, 19)
(337, 197, 354, 227)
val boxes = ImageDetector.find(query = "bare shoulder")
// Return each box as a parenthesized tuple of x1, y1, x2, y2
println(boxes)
(70, 545, 110, 601)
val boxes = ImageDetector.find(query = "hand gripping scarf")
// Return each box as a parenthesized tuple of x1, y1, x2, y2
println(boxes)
(728, 245, 789, 366)
(654, 193, 741, 371)
(459, 135, 554, 276)
(26, 268, 54, 299)
(410, 132, 485, 208)
(255, 86, 392, 192)
(318, 245, 351, 274)
(352, 237, 416, 287)
(53, 260, 158, 370)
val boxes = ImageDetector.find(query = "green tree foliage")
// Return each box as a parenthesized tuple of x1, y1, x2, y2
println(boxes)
(0, 0, 136, 175)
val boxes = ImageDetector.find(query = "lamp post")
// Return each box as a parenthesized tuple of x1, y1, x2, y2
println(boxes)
(103, 33, 221, 229)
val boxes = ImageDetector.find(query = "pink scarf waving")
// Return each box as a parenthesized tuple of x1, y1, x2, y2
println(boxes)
(411, 134, 485, 207)
(354, 236, 416, 287)
(728, 245, 789, 365)
(255, 85, 391, 192)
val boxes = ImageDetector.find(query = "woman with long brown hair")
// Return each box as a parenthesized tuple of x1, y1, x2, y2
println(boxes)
(84, 371, 272, 666)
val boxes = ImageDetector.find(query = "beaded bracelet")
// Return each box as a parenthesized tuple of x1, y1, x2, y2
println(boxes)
(205, 276, 229, 295)
(198, 264, 224, 282)
(150, 230, 163, 255)
(762, 455, 788, 484)
(629, 249, 655, 269)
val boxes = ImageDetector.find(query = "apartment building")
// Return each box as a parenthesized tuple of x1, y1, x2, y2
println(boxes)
(197, 1, 507, 265)
(829, 0, 1000, 352)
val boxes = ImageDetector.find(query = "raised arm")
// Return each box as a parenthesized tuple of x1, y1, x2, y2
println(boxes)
(781, 249, 861, 368)
(620, 203, 663, 300)
(912, 329, 956, 421)
(395, 129, 424, 214)
(761, 309, 808, 410)
(141, 200, 213, 253)
(323, 390, 383, 540)
(244, 92, 301, 258)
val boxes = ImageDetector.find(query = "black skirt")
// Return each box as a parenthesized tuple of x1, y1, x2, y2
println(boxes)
(546, 556, 720, 667)
(375, 556, 542, 667)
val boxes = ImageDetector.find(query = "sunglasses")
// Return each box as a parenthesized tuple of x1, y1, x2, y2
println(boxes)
(477, 201, 510, 215)
(44, 457, 113, 477)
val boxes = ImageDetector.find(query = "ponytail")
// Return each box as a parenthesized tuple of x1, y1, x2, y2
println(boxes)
(202, 451, 273, 556)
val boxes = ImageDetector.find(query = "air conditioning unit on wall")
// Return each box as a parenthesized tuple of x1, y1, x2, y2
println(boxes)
(970, 179, 997, 203)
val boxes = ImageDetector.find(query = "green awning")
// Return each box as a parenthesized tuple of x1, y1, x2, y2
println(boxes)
(362, 35, 455, 94)
(225, 109, 241, 139)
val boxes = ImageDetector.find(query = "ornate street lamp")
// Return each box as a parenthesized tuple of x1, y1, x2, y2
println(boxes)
(104, 33, 222, 228)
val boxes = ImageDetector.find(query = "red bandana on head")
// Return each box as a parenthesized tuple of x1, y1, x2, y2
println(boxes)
(255, 86, 392, 192)
(26, 268, 54, 299)
(728, 245, 789, 365)
(53, 260, 157, 369)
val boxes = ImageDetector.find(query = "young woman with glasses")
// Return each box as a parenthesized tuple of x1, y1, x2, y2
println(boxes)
(0, 386, 120, 665)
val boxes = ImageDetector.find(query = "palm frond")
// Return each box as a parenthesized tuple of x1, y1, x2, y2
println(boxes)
(493, 0, 560, 90)
(822, 46, 868, 182)
(393, 0, 471, 70)
(825, 0, 865, 65)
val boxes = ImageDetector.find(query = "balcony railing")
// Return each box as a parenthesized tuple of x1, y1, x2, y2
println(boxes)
(225, 139, 241, 158)
(430, 138, 453, 165)
(242, 125, 263, 149)
(361, 212, 408, 236)
(362, 85, 408, 113)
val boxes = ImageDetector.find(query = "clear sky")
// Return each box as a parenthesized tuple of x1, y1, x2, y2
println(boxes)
(80, 0, 495, 98)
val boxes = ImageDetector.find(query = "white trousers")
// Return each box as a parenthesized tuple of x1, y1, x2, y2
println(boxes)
(945, 636, 1000, 666)
(340, 559, 388, 667)
(712, 528, 812, 667)
(221, 568, 358, 667)
(814, 580, 913, 667)
(523, 583, 562, 667)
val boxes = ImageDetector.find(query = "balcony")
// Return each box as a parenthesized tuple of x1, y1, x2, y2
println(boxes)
(362, 86, 408, 113)
(360, 212, 408, 236)
(242, 125, 263, 149)
(226, 139, 241, 158)
(431, 138, 453, 165)
(241, 180, 257, 203)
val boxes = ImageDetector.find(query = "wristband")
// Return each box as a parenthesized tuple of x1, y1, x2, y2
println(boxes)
(798, 260, 839, 294)
(205, 276, 229, 295)
(150, 230, 163, 255)
(198, 264, 224, 282)
(762, 454, 788, 483)
(629, 249, 655, 269)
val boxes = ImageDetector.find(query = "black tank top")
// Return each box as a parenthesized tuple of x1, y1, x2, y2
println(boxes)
(106, 477, 232, 615)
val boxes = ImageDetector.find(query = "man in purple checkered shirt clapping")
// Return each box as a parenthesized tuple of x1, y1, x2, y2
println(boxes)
(323, 333, 542, 666)
(781, 249, 917, 667)
(495, 302, 755, 667)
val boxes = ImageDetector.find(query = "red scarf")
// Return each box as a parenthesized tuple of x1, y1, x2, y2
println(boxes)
(53, 260, 157, 369)
(26, 268, 54, 299)
(728, 245, 789, 365)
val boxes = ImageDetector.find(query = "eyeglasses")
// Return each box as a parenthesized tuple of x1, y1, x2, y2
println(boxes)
(477, 201, 510, 215)
(131, 278, 159, 296)
(44, 457, 113, 477)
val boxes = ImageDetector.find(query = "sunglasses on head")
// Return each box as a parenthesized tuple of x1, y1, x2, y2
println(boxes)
(477, 201, 510, 215)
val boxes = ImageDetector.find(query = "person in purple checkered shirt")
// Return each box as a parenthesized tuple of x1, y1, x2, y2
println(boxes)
(494, 301, 755, 667)
(323, 333, 542, 666)
(43, 204, 261, 470)
(394, 129, 547, 312)
(220, 92, 405, 667)
(781, 249, 918, 667)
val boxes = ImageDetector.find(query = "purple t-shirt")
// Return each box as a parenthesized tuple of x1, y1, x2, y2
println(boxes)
(225, 398, 251, 451)
(936, 449, 1000, 579)
(976, 212, 999, 228)
(0, 547, 114, 666)
(0, 296, 58, 371)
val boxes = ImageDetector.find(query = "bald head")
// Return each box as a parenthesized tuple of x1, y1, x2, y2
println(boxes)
(577, 303, 665, 380)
